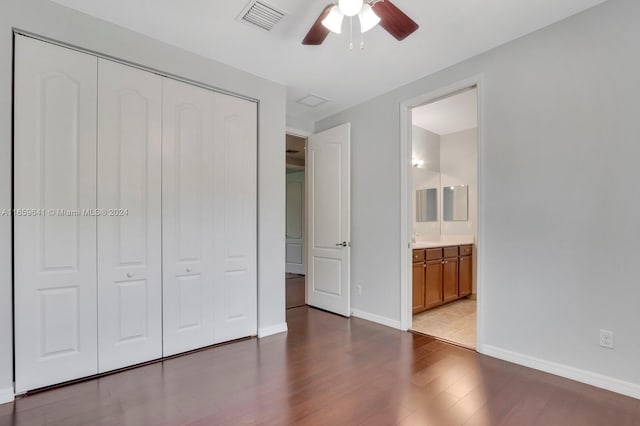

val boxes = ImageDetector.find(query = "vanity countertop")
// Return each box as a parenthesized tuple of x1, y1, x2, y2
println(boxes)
(412, 236, 474, 249)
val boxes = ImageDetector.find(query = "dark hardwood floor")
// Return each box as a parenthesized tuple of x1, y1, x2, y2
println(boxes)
(285, 274, 305, 309)
(1, 306, 638, 425)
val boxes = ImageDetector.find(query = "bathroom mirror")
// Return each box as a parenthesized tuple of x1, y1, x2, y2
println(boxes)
(443, 185, 468, 221)
(416, 188, 438, 222)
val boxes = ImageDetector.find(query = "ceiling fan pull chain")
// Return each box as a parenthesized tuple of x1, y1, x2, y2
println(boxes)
(349, 16, 354, 50)
(361, 31, 365, 50)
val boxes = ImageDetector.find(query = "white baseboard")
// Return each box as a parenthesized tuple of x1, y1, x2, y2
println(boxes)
(351, 309, 401, 330)
(258, 322, 288, 338)
(0, 387, 14, 405)
(481, 344, 640, 400)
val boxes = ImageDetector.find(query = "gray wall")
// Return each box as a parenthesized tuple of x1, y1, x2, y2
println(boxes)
(286, 114, 314, 135)
(411, 126, 441, 240)
(0, 0, 287, 394)
(317, 0, 640, 388)
(440, 128, 477, 239)
(412, 126, 440, 172)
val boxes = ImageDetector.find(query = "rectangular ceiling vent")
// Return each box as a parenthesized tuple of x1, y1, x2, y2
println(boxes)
(296, 94, 329, 108)
(239, 0, 286, 32)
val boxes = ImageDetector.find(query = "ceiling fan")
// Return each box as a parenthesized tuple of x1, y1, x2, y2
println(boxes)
(302, 0, 418, 45)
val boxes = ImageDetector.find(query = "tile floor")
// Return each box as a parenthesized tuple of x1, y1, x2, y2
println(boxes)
(412, 298, 477, 348)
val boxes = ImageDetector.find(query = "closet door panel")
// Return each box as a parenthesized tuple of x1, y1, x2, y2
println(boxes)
(162, 78, 216, 356)
(213, 93, 258, 342)
(97, 59, 162, 372)
(14, 36, 98, 392)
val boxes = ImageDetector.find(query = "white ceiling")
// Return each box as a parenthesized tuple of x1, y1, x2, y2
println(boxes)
(50, 0, 607, 124)
(413, 88, 477, 136)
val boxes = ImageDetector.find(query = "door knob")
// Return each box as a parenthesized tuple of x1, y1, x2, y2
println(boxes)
(335, 242, 347, 247)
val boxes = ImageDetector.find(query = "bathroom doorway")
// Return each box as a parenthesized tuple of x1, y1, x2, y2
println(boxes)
(403, 85, 479, 349)
(285, 133, 307, 309)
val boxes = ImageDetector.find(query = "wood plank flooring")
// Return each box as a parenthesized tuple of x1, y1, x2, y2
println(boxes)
(1, 306, 638, 425)
(285, 274, 305, 309)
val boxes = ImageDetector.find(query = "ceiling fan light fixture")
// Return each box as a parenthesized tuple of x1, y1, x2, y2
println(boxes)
(338, 0, 363, 17)
(358, 3, 380, 33)
(321, 5, 344, 34)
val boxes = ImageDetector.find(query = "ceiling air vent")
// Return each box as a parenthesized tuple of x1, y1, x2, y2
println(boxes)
(296, 94, 329, 108)
(239, 0, 286, 32)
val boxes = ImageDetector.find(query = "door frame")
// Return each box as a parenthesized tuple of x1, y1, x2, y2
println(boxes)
(398, 75, 486, 352)
(285, 127, 310, 304)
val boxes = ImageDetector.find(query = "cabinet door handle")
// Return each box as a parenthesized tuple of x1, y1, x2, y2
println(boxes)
(126, 272, 134, 278)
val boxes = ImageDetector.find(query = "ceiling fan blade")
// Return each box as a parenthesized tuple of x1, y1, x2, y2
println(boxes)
(372, 0, 419, 41)
(302, 4, 333, 45)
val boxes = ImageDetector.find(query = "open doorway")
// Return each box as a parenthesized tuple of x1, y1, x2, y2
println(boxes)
(408, 87, 478, 349)
(285, 133, 306, 309)
(284, 124, 352, 317)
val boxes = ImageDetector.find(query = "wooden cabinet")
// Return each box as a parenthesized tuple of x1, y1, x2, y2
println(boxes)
(412, 244, 473, 314)
(425, 260, 443, 309)
(412, 261, 426, 313)
(442, 256, 459, 302)
(458, 248, 472, 297)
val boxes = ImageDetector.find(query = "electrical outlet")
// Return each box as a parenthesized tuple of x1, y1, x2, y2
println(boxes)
(599, 329, 614, 349)
(356, 285, 362, 296)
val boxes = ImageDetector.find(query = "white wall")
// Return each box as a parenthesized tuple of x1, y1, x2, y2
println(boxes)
(412, 126, 441, 240)
(412, 126, 440, 173)
(286, 114, 314, 135)
(0, 0, 286, 399)
(440, 128, 477, 238)
(316, 0, 640, 395)
(440, 128, 478, 293)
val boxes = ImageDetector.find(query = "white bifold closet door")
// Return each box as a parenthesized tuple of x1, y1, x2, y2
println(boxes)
(14, 36, 98, 392)
(162, 78, 257, 356)
(162, 78, 217, 356)
(96, 59, 163, 372)
(14, 35, 258, 391)
(211, 91, 258, 343)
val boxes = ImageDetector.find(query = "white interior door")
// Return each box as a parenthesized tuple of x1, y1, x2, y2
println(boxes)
(162, 77, 216, 356)
(14, 36, 98, 392)
(212, 93, 258, 343)
(97, 59, 162, 372)
(286, 171, 305, 275)
(307, 123, 351, 317)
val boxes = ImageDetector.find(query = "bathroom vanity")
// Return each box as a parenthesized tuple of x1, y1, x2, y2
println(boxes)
(412, 243, 472, 314)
